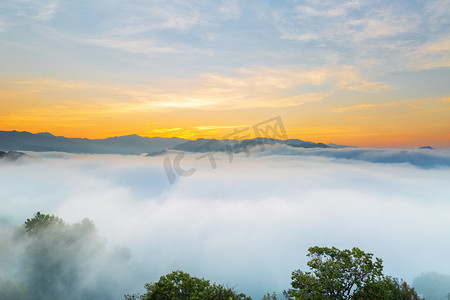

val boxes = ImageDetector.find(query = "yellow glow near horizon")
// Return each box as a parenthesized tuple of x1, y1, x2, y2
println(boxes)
(1, 76, 449, 147)
(1, 68, 449, 148)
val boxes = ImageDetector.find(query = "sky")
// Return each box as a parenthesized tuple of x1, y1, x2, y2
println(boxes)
(1, 149, 450, 298)
(0, 0, 449, 147)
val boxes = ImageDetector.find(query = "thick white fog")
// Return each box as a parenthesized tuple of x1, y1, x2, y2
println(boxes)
(1, 147, 450, 298)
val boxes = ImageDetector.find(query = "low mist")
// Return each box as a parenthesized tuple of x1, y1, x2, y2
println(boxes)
(0, 147, 449, 298)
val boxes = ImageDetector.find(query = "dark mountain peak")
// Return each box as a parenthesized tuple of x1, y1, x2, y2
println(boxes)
(122, 134, 141, 138)
(195, 138, 219, 142)
(105, 134, 143, 140)
(251, 137, 283, 144)
(171, 137, 333, 153)
(419, 146, 434, 150)
(146, 149, 168, 157)
(286, 138, 305, 143)
(173, 138, 225, 152)
(286, 139, 329, 148)
(1, 130, 30, 135)
(37, 132, 55, 137)
(327, 143, 357, 149)
(0, 150, 28, 161)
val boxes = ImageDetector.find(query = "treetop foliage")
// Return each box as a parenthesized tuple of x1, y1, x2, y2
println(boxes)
(285, 246, 422, 300)
(126, 270, 251, 300)
(24, 212, 64, 234)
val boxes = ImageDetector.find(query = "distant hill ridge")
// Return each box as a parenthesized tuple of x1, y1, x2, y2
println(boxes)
(0, 130, 185, 155)
(0, 130, 350, 155)
(164, 137, 336, 156)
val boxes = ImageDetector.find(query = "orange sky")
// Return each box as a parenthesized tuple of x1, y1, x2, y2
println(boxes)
(1, 75, 449, 147)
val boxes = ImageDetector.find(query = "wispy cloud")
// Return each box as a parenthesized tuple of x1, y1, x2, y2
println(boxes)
(425, 0, 450, 27)
(33, 1, 58, 21)
(275, 0, 420, 42)
(6, 64, 387, 111)
(0, 18, 7, 32)
(333, 103, 383, 113)
(407, 38, 450, 69)
(235, 66, 389, 93)
(86, 38, 182, 55)
(218, 0, 242, 19)
(272, 0, 449, 72)
(0, 0, 59, 26)
(294, 1, 359, 18)
(94, 0, 212, 38)
(440, 96, 450, 103)
(333, 97, 450, 114)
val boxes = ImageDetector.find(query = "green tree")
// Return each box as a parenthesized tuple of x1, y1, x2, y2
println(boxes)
(285, 247, 422, 300)
(126, 270, 251, 300)
(24, 213, 99, 299)
(24, 212, 63, 234)
(286, 246, 384, 299)
(353, 276, 422, 300)
(23, 212, 130, 300)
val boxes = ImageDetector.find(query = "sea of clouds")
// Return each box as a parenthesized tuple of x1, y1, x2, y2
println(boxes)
(0, 146, 449, 298)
